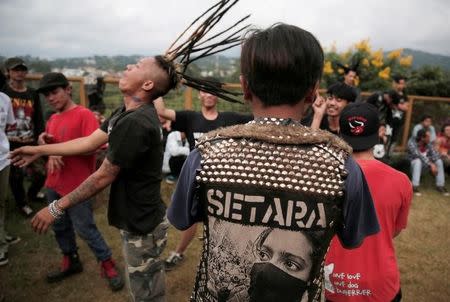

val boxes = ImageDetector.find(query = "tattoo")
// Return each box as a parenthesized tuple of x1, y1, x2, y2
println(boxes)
(65, 158, 120, 207)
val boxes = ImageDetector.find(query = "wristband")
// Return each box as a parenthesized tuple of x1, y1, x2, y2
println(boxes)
(48, 199, 64, 219)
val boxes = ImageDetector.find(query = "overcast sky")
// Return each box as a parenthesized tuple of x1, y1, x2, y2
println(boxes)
(1, 0, 449, 59)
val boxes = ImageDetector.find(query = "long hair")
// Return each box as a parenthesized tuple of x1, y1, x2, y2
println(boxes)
(161, 0, 250, 103)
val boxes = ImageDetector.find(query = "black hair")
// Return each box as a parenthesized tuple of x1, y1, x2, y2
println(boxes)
(344, 69, 356, 75)
(327, 82, 357, 103)
(416, 128, 429, 142)
(393, 74, 407, 83)
(420, 115, 432, 122)
(152, 55, 179, 100)
(241, 23, 324, 107)
(441, 122, 450, 133)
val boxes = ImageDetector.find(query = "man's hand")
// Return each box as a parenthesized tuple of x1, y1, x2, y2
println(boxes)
(310, 92, 327, 130)
(10, 146, 42, 168)
(38, 132, 54, 145)
(47, 156, 64, 174)
(430, 163, 438, 176)
(31, 207, 56, 234)
(312, 93, 327, 117)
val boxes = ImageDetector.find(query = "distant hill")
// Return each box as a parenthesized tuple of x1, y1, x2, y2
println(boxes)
(2, 48, 450, 73)
(402, 48, 450, 71)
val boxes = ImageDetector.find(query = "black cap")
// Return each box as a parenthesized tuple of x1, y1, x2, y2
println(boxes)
(339, 103, 380, 151)
(327, 82, 357, 103)
(4, 57, 28, 70)
(37, 72, 69, 93)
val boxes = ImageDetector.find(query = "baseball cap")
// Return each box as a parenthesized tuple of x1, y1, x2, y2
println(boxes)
(327, 82, 357, 103)
(37, 72, 70, 93)
(339, 102, 380, 151)
(4, 57, 28, 70)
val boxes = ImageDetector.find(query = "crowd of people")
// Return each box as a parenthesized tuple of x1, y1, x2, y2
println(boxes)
(0, 2, 449, 301)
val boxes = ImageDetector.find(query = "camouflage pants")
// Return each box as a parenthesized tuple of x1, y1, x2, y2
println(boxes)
(120, 218, 169, 302)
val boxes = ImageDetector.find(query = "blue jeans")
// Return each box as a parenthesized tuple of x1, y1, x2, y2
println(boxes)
(47, 188, 112, 261)
(411, 158, 445, 187)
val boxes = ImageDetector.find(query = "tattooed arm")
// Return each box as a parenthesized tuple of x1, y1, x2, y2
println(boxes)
(31, 158, 120, 234)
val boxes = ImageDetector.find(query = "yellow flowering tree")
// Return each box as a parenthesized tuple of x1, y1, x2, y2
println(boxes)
(322, 39, 414, 91)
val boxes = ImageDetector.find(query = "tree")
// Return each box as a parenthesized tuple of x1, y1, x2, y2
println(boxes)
(322, 39, 414, 92)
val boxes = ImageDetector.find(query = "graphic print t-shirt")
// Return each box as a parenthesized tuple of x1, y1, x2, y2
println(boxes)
(2, 85, 44, 143)
(0, 92, 16, 170)
(325, 160, 412, 302)
(172, 111, 253, 149)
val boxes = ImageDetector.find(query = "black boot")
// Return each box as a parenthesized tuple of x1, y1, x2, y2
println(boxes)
(47, 252, 83, 283)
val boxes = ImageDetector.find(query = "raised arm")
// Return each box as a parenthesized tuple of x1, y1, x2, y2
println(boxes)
(310, 94, 327, 130)
(10, 128, 108, 167)
(153, 97, 177, 121)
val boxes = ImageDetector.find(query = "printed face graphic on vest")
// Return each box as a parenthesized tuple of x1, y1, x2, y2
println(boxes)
(202, 188, 328, 302)
(348, 116, 367, 135)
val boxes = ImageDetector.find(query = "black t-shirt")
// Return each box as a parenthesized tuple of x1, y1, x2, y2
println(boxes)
(172, 111, 253, 149)
(100, 103, 165, 234)
(1, 85, 44, 145)
(366, 92, 391, 126)
(302, 114, 340, 135)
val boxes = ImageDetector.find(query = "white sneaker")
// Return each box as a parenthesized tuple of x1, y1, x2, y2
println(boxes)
(5, 235, 21, 245)
(20, 205, 34, 217)
(165, 251, 184, 271)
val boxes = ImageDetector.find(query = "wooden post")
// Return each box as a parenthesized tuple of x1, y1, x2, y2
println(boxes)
(184, 87, 193, 110)
(79, 77, 87, 107)
(401, 96, 415, 151)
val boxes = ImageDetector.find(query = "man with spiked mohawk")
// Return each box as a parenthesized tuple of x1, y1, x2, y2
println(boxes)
(168, 24, 380, 301)
(10, 1, 250, 300)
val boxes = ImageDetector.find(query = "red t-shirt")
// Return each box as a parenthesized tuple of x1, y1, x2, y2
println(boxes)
(325, 159, 412, 302)
(44, 106, 98, 195)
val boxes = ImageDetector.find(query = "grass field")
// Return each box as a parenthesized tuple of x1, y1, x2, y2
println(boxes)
(0, 179, 449, 301)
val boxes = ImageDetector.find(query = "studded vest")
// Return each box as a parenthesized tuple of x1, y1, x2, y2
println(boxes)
(191, 118, 351, 302)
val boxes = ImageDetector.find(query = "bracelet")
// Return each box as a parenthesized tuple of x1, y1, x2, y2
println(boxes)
(48, 199, 64, 219)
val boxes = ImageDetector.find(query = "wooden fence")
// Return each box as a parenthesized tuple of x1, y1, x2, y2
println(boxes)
(27, 74, 450, 151)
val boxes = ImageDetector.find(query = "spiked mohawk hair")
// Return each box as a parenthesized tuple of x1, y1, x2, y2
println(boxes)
(161, 0, 250, 103)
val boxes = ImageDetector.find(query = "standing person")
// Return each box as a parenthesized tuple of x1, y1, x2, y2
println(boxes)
(407, 128, 449, 196)
(338, 62, 361, 102)
(154, 80, 252, 270)
(392, 75, 407, 96)
(343, 67, 357, 87)
(10, 2, 254, 299)
(36, 72, 124, 290)
(324, 103, 413, 302)
(2, 57, 45, 217)
(0, 91, 19, 267)
(155, 78, 252, 150)
(366, 90, 406, 157)
(12, 57, 173, 301)
(304, 82, 357, 135)
(168, 23, 379, 302)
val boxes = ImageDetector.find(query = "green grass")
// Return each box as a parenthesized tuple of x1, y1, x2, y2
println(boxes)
(1, 178, 449, 301)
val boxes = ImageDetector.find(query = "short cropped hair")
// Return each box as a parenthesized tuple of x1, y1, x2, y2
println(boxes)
(420, 114, 432, 122)
(152, 55, 179, 100)
(240, 23, 324, 106)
